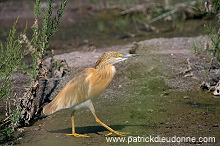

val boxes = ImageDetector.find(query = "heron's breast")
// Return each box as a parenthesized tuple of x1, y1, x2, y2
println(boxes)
(89, 66, 116, 98)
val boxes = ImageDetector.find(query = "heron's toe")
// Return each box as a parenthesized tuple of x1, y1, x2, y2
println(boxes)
(105, 131, 130, 137)
(65, 133, 90, 138)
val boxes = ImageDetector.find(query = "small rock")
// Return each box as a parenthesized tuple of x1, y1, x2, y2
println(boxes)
(183, 96, 190, 99)
(17, 128, 24, 132)
(212, 124, 219, 127)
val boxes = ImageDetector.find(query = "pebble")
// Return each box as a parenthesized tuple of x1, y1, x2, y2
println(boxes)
(183, 96, 190, 99)
(212, 124, 218, 127)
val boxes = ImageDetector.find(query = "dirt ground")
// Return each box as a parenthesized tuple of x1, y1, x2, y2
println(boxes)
(11, 36, 220, 146)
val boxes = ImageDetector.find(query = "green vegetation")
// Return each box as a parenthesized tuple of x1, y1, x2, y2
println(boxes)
(97, 20, 106, 32)
(205, 0, 220, 61)
(205, 20, 220, 61)
(90, 0, 136, 8)
(115, 16, 130, 32)
(0, 20, 26, 101)
(193, 0, 220, 62)
(134, 14, 147, 24)
(94, 0, 212, 34)
(0, 20, 26, 139)
(0, 0, 68, 142)
(108, 0, 136, 7)
(211, 0, 220, 11)
(30, 0, 68, 80)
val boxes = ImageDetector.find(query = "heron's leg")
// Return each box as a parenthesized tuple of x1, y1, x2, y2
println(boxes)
(65, 110, 90, 137)
(87, 100, 129, 137)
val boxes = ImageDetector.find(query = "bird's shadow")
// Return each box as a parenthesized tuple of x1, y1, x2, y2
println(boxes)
(49, 124, 136, 135)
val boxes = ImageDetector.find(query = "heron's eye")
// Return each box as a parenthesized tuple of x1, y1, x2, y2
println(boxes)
(115, 54, 122, 58)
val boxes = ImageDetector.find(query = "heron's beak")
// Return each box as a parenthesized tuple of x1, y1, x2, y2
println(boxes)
(121, 54, 140, 58)
(114, 53, 140, 64)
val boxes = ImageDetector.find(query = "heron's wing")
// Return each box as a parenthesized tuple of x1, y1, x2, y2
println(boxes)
(43, 68, 93, 115)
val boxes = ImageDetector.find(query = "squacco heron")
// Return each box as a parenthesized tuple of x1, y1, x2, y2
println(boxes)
(43, 51, 138, 137)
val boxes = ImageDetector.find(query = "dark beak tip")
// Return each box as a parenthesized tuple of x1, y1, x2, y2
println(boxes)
(130, 54, 141, 57)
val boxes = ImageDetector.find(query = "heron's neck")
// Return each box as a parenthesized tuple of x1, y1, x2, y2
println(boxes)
(96, 63, 116, 78)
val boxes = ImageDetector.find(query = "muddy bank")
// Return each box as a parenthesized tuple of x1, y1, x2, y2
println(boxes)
(12, 36, 220, 145)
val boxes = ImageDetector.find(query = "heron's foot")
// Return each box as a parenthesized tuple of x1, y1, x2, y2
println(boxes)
(105, 131, 130, 137)
(65, 133, 90, 138)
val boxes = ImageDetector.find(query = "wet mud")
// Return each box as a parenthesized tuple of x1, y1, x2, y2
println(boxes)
(15, 37, 220, 145)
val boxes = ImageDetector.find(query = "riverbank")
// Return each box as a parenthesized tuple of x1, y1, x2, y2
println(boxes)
(13, 36, 220, 145)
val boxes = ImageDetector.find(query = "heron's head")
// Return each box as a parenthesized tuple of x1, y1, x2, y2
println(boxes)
(95, 51, 139, 67)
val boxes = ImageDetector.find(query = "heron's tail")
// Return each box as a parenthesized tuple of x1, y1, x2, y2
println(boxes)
(43, 102, 58, 115)
(42, 84, 78, 115)
(43, 89, 66, 115)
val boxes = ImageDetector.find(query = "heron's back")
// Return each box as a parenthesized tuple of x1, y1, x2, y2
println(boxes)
(43, 69, 91, 115)
(43, 63, 116, 115)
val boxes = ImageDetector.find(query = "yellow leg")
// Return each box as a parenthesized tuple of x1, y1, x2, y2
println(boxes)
(87, 100, 129, 137)
(94, 116, 130, 136)
(65, 110, 90, 138)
